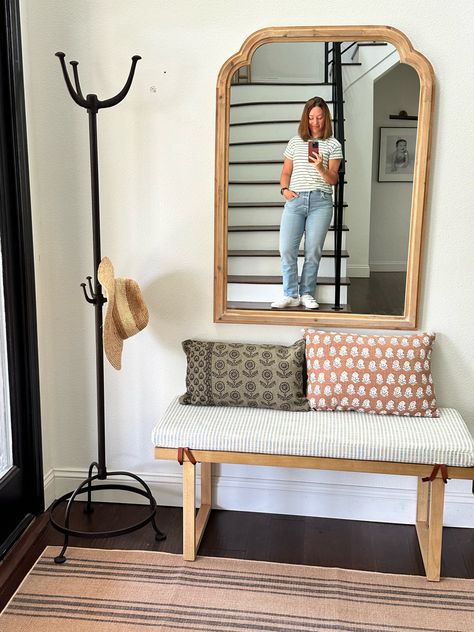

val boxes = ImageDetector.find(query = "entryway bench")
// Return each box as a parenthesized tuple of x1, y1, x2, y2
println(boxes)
(152, 397, 474, 581)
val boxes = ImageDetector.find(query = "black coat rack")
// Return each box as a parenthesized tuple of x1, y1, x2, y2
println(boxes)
(49, 52, 166, 563)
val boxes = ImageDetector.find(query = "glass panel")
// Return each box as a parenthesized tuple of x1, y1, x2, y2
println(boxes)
(0, 237, 12, 478)
(227, 42, 417, 315)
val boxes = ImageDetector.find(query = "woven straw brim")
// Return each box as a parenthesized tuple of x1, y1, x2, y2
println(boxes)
(98, 257, 149, 370)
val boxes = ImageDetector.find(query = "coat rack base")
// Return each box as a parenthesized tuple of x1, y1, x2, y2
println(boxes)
(49, 465, 166, 564)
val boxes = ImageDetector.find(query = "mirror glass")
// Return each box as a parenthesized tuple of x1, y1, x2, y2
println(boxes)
(226, 41, 419, 317)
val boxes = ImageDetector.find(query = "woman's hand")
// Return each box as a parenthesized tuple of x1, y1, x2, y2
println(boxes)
(283, 189, 299, 200)
(309, 151, 323, 169)
(309, 156, 341, 185)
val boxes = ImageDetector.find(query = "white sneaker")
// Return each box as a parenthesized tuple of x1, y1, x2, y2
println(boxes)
(301, 294, 319, 309)
(270, 295, 300, 309)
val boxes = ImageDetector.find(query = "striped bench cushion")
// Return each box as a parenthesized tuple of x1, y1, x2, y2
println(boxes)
(152, 397, 474, 467)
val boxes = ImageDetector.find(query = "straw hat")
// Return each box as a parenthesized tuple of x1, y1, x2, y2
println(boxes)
(97, 257, 149, 370)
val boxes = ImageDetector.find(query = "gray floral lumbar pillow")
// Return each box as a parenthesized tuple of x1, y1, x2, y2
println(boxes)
(179, 339, 309, 411)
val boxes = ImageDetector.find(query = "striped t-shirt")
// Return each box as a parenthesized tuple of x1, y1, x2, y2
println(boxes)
(284, 135, 343, 194)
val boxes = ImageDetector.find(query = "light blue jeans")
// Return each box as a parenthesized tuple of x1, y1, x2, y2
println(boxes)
(279, 189, 333, 297)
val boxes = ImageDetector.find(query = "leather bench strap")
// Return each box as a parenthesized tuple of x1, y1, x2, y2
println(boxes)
(177, 447, 197, 465)
(422, 463, 449, 484)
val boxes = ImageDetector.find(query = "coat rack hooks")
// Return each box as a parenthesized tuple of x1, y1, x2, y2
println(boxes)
(49, 52, 166, 563)
(55, 52, 142, 111)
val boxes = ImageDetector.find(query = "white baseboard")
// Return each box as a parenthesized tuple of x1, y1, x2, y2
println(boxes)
(45, 467, 474, 528)
(43, 468, 56, 510)
(346, 264, 370, 278)
(369, 261, 407, 272)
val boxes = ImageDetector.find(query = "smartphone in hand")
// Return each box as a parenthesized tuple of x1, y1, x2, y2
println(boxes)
(308, 140, 319, 162)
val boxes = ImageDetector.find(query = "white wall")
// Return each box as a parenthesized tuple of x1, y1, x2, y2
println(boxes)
(370, 63, 419, 269)
(343, 44, 399, 277)
(20, 0, 474, 526)
(251, 42, 325, 82)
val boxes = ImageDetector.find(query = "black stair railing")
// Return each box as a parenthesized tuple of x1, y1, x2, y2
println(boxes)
(330, 42, 346, 311)
(326, 41, 358, 76)
(324, 42, 329, 84)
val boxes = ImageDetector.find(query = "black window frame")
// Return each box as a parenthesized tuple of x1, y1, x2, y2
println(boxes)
(0, 0, 43, 558)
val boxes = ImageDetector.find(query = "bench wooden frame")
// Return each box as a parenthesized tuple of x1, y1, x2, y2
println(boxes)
(154, 447, 474, 581)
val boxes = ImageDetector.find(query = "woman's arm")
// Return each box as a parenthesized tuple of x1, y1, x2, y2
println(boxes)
(280, 158, 298, 199)
(310, 156, 341, 185)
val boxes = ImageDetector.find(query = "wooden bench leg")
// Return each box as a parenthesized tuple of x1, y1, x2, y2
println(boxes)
(196, 462, 212, 548)
(182, 460, 212, 561)
(415, 476, 445, 581)
(416, 475, 430, 523)
(183, 460, 196, 561)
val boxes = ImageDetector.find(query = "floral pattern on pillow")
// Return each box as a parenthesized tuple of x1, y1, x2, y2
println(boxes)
(303, 330, 438, 417)
(179, 339, 309, 411)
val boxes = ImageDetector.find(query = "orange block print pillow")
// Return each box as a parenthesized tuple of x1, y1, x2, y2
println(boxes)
(303, 330, 439, 417)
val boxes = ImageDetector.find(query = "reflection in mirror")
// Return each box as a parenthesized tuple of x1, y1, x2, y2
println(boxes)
(226, 41, 420, 316)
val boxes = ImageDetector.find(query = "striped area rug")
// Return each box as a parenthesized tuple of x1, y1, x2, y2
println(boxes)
(1, 546, 474, 631)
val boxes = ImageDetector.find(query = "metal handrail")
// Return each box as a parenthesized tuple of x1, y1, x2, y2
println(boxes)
(324, 42, 329, 84)
(330, 42, 346, 311)
(326, 41, 358, 69)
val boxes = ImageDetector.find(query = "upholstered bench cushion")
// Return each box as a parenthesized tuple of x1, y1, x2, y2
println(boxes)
(152, 397, 474, 467)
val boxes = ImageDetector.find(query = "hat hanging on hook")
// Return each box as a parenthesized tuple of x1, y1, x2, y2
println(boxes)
(97, 257, 149, 370)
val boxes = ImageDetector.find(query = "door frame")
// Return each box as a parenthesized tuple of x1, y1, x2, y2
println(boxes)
(0, 0, 43, 558)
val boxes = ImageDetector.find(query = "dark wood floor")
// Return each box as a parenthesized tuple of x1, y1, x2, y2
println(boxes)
(348, 271, 406, 315)
(1, 502, 474, 610)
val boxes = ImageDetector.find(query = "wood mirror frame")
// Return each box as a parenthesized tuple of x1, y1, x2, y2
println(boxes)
(214, 25, 434, 329)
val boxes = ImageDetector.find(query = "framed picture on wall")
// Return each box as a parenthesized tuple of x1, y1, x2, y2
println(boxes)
(378, 126, 417, 182)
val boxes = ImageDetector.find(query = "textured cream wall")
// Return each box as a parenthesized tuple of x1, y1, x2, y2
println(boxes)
(20, 1, 474, 523)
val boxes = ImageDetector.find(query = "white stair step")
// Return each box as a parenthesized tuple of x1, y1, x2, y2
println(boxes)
(230, 83, 333, 103)
(229, 163, 282, 180)
(229, 185, 344, 204)
(230, 121, 300, 143)
(230, 101, 334, 124)
(229, 207, 283, 225)
(229, 142, 288, 161)
(228, 282, 347, 304)
(228, 230, 346, 251)
(228, 256, 347, 277)
(228, 184, 343, 205)
(227, 300, 350, 312)
(229, 184, 284, 203)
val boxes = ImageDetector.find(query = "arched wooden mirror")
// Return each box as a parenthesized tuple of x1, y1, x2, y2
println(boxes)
(214, 26, 434, 329)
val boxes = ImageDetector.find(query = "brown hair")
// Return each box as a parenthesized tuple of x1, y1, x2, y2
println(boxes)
(298, 96, 333, 141)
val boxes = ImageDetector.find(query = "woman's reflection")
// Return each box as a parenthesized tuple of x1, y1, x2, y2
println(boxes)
(271, 96, 343, 310)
